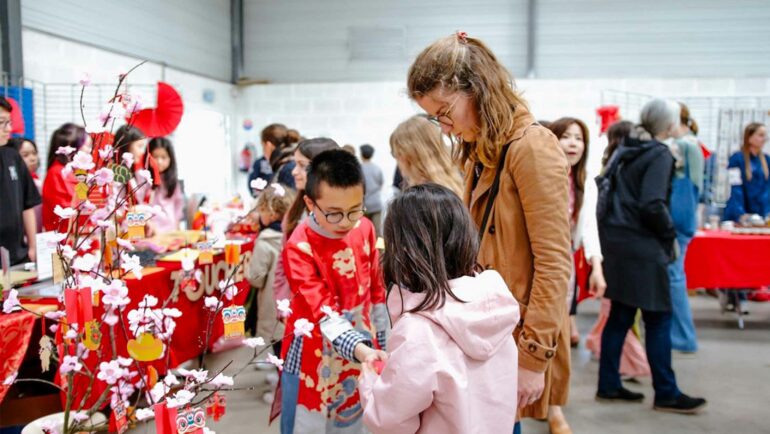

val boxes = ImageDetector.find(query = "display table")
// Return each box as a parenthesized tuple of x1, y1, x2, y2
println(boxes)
(685, 230, 770, 289)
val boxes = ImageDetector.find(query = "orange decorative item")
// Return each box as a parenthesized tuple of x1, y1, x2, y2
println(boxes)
(224, 242, 240, 266)
(146, 366, 159, 389)
(126, 211, 147, 240)
(222, 305, 246, 339)
(126, 82, 184, 138)
(127, 332, 164, 361)
(197, 241, 214, 265)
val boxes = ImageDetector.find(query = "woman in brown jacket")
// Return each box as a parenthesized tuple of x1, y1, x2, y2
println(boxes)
(407, 32, 573, 433)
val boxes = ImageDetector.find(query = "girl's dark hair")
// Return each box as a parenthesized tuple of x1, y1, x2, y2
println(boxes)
(47, 123, 88, 169)
(382, 183, 478, 313)
(114, 124, 146, 158)
(548, 117, 590, 223)
(8, 137, 37, 152)
(602, 120, 634, 167)
(148, 137, 180, 198)
(285, 137, 339, 236)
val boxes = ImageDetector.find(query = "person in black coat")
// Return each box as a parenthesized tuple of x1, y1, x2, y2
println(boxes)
(596, 98, 707, 414)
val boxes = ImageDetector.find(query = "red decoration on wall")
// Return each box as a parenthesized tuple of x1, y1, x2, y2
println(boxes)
(127, 82, 184, 138)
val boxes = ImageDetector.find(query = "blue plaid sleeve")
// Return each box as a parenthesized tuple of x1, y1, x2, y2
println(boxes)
(332, 329, 372, 363)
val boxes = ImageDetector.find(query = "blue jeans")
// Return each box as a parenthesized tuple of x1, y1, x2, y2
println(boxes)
(598, 301, 681, 402)
(668, 234, 698, 352)
(513, 422, 521, 434)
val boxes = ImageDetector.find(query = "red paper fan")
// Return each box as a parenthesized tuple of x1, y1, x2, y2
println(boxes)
(127, 82, 184, 138)
(6, 97, 25, 135)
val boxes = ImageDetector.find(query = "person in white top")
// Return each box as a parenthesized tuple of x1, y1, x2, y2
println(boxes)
(546, 117, 607, 434)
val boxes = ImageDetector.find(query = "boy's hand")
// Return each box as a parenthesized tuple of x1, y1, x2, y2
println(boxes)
(354, 343, 388, 374)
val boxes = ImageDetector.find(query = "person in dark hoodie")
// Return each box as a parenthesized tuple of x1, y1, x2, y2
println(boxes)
(596, 98, 707, 414)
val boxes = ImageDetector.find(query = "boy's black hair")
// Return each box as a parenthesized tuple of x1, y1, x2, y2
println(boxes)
(359, 144, 375, 160)
(382, 183, 479, 312)
(305, 149, 364, 201)
(0, 96, 12, 113)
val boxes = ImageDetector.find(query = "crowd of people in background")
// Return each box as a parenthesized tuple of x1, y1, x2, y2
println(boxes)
(2, 30, 770, 434)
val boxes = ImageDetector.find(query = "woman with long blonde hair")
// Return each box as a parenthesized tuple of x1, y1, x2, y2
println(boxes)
(408, 32, 572, 434)
(389, 115, 463, 197)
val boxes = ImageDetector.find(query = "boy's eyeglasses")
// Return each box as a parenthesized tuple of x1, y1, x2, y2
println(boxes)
(311, 199, 365, 224)
(0, 119, 12, 130)
(427, 96, 459, 127)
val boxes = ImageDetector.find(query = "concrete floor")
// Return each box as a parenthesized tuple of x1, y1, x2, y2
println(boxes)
(129, 294, 770, 434)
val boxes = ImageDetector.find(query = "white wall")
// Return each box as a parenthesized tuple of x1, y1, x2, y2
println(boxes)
(22, 29, 240, 203)
(242, 0, 528, 82)
(21, 0, 232, 81)
(235, 76, 770, 198)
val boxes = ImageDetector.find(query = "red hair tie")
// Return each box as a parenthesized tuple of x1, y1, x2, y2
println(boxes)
(456, 31, 468, 43)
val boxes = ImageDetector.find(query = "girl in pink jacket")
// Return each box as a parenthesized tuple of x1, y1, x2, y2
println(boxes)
(356, 183, 520, 434)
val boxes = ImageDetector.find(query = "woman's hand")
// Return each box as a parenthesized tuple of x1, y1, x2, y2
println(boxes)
(588, 259, 607, 299)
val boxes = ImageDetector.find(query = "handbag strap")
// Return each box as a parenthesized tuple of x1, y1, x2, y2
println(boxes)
(478, 143, 511, 243)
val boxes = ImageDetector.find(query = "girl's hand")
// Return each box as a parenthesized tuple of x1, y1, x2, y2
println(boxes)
(588, 262, 607, 299)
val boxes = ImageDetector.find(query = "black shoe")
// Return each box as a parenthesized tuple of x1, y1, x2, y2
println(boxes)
(654, 394, 707, 414)
(596, 387, 645, 402)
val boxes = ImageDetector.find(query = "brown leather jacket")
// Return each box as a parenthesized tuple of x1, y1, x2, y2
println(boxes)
(463, 107, 572, 418)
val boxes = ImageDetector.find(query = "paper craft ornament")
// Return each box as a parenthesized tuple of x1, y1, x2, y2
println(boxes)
(127, 332, 164, 361)
(83, 319, 102, 351)
(372, 360, 385, 375)
(176, 406, 206, 434)
(110, 163, 132, 184)
(64, 287, 94, 327)
(39, 335, 52, 372)
(196, 241, 214, 265)
(126, 211, 147, 240)
(222, 305, 246, 339)
(74, 169, 89, 201)
(146, 366, 159, 389)
(52, 252, 65, 284)
(113, 399, 129, 434)
(205, 392, 226, 422)
(154, 402, 178, 434)
(224, 242, 240, 266)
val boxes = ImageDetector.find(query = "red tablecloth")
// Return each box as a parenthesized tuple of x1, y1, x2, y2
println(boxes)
(685, 230, 770, 289)
(0, 312, 38, 403)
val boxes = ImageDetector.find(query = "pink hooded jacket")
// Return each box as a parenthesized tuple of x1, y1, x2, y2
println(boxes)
(359, 270, 520, 434)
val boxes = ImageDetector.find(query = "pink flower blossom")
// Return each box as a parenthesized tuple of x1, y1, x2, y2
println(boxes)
(293, 318, 315, 338)
(3, 372, 17, 385)
(163, 374, 180, 387)
(78, 72, 91, 87)
(55, 146, 76, 156)
(137, 294, 158, 309)
(124, 94, 144, 115)
(182, 256, 195, 272)
(121, 253, 143, 279)
(44, 310, 66, 321)
(209, 373, 233, 387)
(45, 232, 67, 248)
(267, 353, 284, 371)
(71, 151, 95, 171)
(72, 411, 89, 423)
(204, 296, 222, 311)
(94, 168, 114, 186)
(64, 329, 78, 340)
(54, 205, 76, 219)
(2, 288, 20, 314)
(117, 357, 133, 367)
(321, 305, 340, 320)
(176, 368, 208, 384)
(102, 280, 129, 307)
(98, 145, 114, 160)
(135, 407, 154, 421)
(136, 169, 152, 184)
(97, 360, 125, 385)
(60, 245, 76, 260)
(166, 389, 195, 409)
(116, 237, 134, 251)
(243, 337, 265, 348)
(60, 355, 83, 374)
(72, 253, 98, 272)
(79, 200, 97, 215)
(122, 152, 134, 168)
(250, 178, 267, 191)
(102, 310, 119, 326)
(49, 324, 59, 333)
(271, 183, 286, 197)
(276, 299, 292, 318)
(39, 420, 60, 434)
